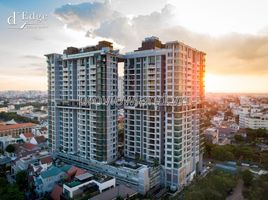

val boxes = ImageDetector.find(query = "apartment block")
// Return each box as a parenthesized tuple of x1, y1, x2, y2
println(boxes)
(46, 41, 119, 163)
(245, 113, 268, 130)
(124, 37, 205, 189)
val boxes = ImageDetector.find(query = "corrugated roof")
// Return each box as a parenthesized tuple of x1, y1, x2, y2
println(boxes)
(61, 164, 72, 172)
(50, 184, 63, 200)
(40, 166, 62, 179)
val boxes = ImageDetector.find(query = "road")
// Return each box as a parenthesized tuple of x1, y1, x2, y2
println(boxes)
(226, 179, 244, 200)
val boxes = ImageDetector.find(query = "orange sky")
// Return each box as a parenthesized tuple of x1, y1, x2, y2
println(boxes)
(0, 0, 267, 93)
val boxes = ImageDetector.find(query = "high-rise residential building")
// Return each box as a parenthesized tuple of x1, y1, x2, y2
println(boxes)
(46, 41, 119, 163)
(124, 37, 205, 189)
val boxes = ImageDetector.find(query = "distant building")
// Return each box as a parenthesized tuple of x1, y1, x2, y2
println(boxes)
(5, 119, 17, 125)
(17, 105, 34, 115)
(0, 123, 36, 137)
(204, 128, 219, 144)
(245, 113, 268, 130)
(0, 107, 8, 113)
(239, 104, 268, 129)
(211, 113, 224, 127)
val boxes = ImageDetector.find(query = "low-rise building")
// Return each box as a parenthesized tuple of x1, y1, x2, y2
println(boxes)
(0, 107, 8, 112)
(57, 152, 161, 194)
(63, 172, 115, 199)
(244, 113, 268, 130)
(204, 128, 219, 144)
(35, 166, 66, 196)
(0, 136, 23, 151)
(30, 135, 47, 148)
(89, 184, 138, 200)
(20, 132, 34, 142)
(0, 123, 36, 137)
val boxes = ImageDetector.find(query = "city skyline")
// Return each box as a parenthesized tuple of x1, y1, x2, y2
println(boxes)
(0, 0, 268, 93)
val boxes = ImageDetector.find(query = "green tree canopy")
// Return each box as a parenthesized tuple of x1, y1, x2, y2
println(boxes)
(5, 144, 15, 153)
(15, 171, 28, 190)
(242, 170, 253, 187)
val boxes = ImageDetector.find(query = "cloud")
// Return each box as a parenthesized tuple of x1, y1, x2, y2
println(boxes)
(55, 1, 121, 31)
(21, 55, 43, 60)
(54, 1, 268, 76)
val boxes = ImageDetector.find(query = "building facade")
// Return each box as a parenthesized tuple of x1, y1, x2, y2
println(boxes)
(0, 123, 36, 137)
(118, 76, 124, 98)
(46, 41, 119, 163)
(244, 113, 268, 130)
(124, 37, 205, 189)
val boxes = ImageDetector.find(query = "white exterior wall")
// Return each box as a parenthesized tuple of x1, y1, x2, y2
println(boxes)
(63, 177, 115, 198)
(245, 116, 268, 130)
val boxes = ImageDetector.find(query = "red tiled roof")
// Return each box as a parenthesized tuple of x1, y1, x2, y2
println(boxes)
(75, 168, 87, 177)
(50, 184, 63, 200)
(23, 132, 34, 138)
(40, 156, 53, 165)
(0, 123, 36, 131)
(23, 143, 38, 151)
(34, 135, 46, 144)
(67, 166, 87, 179)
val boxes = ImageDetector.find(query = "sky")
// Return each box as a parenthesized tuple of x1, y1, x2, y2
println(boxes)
(0, 0, 268, 93)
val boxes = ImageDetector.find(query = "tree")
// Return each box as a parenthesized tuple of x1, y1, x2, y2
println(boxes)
(242, 170, 253, 187)
(183, 171, 237, 200)
(234, 134, 244, 143)
(243, 174, 268, 200)
(0, 177, 24, 200)
(116, 196, 124, 200)
(204, 142, 215, 157)
(16, 171, 28, 190)
(211, 146, 235, 161)
(5, 144, 15, 153)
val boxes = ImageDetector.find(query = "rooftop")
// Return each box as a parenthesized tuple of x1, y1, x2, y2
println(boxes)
(76, 172, 93, 181)
(0, 123, 36, 131)
(40, 166, 63, 179)
(89, 184, 138, 200)
(22, 132, 34, 138)
(60, 164, 72, 172)
(40, 156, 53, 164)
(63, 41, 114, 55)
(50, 184, 63, 200)
(34, 135, 46, 144)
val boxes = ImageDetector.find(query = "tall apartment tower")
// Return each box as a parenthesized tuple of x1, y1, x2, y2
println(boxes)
(124, 37, 205, 189)
(46, 41, 119, 163)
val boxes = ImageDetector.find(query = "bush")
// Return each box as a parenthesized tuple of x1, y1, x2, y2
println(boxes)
(5, 144, 15, 153)
(241, 170, 253, 187)
(183, 171, 237, 200)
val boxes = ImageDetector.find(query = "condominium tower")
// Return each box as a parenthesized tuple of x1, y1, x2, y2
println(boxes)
(46, 41, 119, 163)
(124, 37, 205, 189)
